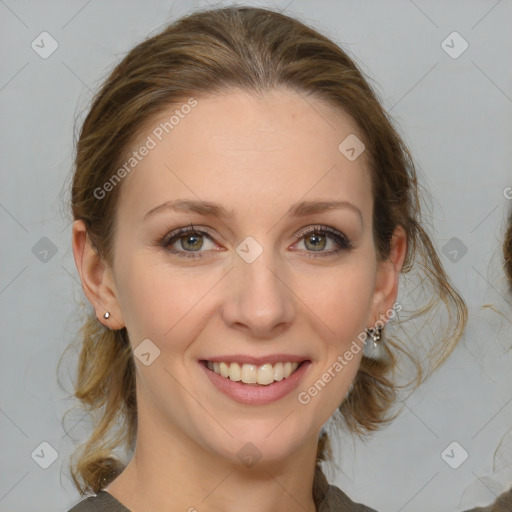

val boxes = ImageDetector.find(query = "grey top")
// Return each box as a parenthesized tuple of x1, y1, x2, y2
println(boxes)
(68, 470, 378, 512)
(68, 483, 512, 511)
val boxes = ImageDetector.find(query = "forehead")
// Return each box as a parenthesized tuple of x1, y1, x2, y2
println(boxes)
(116, 88, 372, 222)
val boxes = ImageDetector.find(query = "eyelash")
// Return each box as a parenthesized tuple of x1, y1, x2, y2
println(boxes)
(160, 223, 353, 259)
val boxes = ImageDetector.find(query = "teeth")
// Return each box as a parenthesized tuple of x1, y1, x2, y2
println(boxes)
(206, 361, 300, 385)
(219, 362, 230, 378)
(273, 362, 284, 381)
(257, 364, 274, 385)
(229, 362, 241, 381)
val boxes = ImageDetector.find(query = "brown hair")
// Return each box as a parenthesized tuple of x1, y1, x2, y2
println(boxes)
(61, 5, 467, 499)
(468, 488, 512, 512)
(504, 213, 512, 286)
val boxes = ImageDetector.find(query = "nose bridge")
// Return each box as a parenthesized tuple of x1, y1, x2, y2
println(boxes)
(225, 234, 295, 334)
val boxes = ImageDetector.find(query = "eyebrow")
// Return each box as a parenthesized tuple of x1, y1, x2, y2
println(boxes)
(144, 199, 363, 224)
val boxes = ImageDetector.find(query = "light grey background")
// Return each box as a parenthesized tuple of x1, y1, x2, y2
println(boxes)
(1, 1, 511, 511)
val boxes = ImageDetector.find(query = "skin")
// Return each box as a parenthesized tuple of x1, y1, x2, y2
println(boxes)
(73, 88, 407, 512)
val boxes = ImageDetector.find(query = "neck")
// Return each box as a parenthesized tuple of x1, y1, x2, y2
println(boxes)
(105, 414, 319, 512)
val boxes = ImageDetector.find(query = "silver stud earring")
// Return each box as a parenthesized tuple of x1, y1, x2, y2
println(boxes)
(363, 326, 384, 359)
(103, 311, 110, 320)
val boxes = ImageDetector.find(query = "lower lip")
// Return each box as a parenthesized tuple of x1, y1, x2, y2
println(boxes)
(199, 361, 311, 405)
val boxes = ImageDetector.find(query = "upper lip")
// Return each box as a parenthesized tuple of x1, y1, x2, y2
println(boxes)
(200, 354, 310, 365)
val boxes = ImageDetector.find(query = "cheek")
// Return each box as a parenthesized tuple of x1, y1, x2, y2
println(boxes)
(296, 260, 376, 342)
(114, 252, 224, 344)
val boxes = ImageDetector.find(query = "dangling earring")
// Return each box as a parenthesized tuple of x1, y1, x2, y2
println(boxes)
(103, 311, 110, 320)
(363, 325, 384, 359)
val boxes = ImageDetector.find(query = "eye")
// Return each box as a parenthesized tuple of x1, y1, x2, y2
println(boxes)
(159, 223, 353, 259)
(160, 224, 217, 259)
(293, 225, 352, 258)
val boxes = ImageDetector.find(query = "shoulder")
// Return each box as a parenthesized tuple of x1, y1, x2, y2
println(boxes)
(67, 490, 131, 512)
(318, 483, 379, 512)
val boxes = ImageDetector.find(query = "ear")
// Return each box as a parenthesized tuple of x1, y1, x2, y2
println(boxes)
(72, 220, 125, 330)
(369, 226, 407, 326)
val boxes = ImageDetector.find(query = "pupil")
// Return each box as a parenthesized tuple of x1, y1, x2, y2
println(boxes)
(183, 234, 202, 250)
(307, 233, 325, 251)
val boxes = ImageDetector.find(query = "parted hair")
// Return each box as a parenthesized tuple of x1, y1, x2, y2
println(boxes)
(61, 5, 467, 498)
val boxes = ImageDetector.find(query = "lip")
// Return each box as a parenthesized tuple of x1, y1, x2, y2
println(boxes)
(199, 359, 311, 405)
(200, 354, 308, 365)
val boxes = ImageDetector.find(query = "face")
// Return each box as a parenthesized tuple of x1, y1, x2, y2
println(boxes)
(99, 88, 396, 467)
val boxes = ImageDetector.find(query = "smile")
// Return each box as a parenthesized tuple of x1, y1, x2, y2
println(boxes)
(203, 360, 301, 386)
(200, 358, 311, 405)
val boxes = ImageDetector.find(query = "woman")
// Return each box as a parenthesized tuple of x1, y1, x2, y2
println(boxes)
(63, 6, 466, 511)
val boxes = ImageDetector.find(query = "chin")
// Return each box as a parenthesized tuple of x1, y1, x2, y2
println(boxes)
(211, 420, 311, 467)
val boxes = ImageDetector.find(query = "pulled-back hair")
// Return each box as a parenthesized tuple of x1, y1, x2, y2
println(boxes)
(60, 5, 467, 497)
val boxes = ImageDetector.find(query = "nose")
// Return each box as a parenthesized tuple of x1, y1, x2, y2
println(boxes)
(221, 243, 296, 339)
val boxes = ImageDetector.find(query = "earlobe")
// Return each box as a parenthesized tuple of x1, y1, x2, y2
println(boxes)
(72, 220, 125, 330)
(370, 226, 407, 326)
